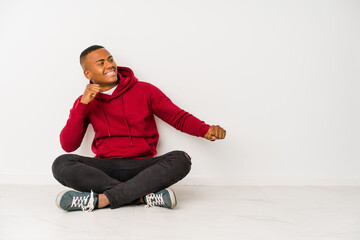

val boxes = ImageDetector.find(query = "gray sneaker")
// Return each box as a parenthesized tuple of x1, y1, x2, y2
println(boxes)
(56, 190, 98, 212)
(145, 188, 177, 209)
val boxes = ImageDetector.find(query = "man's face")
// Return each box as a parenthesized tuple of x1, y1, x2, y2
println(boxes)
(82, 48, 118, 87)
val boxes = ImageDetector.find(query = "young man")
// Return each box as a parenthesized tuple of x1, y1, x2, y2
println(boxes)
(52, 45, 226, 212)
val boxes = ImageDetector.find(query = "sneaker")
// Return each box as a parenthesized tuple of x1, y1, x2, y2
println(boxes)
(144, 188, 177, 209)
(56, 190, 98, 212)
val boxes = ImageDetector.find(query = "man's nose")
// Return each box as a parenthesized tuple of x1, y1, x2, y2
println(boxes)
(105, 60, 115, 68)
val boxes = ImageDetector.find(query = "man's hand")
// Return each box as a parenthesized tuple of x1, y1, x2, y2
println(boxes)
(80, 84, 102, 104)
(204, 125, 226, 141)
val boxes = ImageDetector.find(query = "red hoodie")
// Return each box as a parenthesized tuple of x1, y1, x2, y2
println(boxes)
(60, 66, 211, 159)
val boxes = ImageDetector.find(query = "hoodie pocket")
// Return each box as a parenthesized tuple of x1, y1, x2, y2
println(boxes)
(98, 136, 153, 158)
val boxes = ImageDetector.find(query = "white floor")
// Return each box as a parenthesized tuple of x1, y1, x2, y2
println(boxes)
(1, 185, 360, 240)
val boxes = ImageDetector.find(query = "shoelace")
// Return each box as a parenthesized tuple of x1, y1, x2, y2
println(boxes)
(70, 190, 95, 212)
(145, 193, 165, 208)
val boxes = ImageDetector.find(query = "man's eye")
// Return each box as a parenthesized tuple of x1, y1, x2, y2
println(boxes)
(109, 59, 113, 62)
(98, 62, 104, 66)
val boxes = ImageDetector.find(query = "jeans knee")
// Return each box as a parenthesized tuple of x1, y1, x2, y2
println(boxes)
(52, 154, 74, 179)
(174, 151, 192, 175)
(170, 150, 191, 160)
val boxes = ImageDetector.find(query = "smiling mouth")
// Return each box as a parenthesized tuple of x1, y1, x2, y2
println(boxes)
(104, 69, 116, 76)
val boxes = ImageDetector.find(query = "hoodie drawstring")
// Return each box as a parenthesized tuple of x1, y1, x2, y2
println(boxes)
(99, 96, 111, 137)
(121, 94, 133, 147)
(97, 93, 133, 147)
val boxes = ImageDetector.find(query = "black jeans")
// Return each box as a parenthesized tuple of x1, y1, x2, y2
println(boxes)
(52, 150, 192, 209)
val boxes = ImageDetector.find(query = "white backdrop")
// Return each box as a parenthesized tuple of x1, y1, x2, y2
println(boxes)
(0, 0, 359, 185)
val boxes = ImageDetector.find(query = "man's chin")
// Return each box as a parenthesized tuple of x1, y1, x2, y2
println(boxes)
(93, 75, 119, 86)
(101, 78, 119, 86)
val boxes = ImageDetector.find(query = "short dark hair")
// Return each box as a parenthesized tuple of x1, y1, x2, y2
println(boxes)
(80, 45, 104, 66)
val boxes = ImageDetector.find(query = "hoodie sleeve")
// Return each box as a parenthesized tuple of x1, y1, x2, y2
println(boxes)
(60, 96, 90, 152)
(150, 84, 210, 138)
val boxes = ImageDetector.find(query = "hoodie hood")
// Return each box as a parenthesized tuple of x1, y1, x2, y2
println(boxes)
(93, 66, 138, 147)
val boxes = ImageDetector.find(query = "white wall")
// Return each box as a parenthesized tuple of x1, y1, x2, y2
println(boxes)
(0, 0, 359, 185)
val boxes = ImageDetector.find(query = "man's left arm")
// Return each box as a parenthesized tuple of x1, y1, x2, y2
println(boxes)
(150, 84, 226, 141)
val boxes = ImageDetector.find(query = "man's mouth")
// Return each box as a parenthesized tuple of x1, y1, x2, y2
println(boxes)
(104, 69, 116, 76)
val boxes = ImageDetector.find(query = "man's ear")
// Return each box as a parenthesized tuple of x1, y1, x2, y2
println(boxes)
(84, 70, 92, 81)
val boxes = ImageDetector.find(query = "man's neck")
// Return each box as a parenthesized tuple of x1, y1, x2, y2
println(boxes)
(100, 76, 120, 92)
(100, 84, 117, 92)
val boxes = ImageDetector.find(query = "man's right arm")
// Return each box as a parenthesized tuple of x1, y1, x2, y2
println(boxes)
(60, 96, 90, 152)
(60, 84, 101, 152)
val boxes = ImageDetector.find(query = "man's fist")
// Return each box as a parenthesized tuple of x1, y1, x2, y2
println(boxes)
(204, 125, 226, 141)
(80, 84, 102, 104)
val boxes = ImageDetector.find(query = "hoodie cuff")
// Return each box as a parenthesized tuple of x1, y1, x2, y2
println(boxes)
(199, 124, 211, 138)
(72, 98, 88, 117)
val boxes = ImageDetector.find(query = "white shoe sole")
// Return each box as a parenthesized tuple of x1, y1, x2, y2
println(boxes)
(165, 188, 177, 209)
(55, 190, 71, 210)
